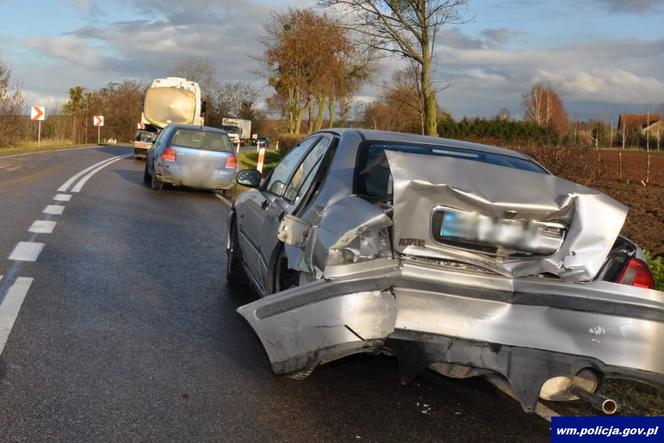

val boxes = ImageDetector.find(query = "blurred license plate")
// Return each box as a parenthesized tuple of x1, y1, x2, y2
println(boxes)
(434, 208, 564, 255)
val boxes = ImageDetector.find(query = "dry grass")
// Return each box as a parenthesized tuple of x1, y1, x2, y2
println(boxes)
(0, 139, 93, 156)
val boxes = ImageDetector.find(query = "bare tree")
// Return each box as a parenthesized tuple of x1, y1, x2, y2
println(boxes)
(0, 57, 25, 147)
(496, 107, 511, 121)
(216, 82, 258, 119)
(522, 83, 568, 136)
(169, 57, 219, 97)
(321, 0, 468, 136)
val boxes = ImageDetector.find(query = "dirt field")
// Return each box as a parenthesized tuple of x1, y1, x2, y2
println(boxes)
(515, 147, 664, 257)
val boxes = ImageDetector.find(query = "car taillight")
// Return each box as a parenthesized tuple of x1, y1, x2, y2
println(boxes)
(161, 147, 176, 162)
(225, 154, 237, 169)
(617, 258, 655, 289)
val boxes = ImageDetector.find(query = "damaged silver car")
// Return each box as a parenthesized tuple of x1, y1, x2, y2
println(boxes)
(227, 129, 662, 414)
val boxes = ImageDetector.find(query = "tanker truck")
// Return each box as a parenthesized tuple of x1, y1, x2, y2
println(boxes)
(133, 77, 204, 159)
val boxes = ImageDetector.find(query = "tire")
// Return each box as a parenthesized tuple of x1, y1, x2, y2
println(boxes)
(226, 220, 247, 286)
(273, 248, 299, 294)
(150, 166, 163, 191)
(143, 162, 151, 184)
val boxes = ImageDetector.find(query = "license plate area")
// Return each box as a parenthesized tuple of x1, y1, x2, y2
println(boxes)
(431, 207, 566, 256)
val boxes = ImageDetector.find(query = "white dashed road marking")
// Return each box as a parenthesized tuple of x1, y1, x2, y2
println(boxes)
(8, 242, 45, 262)
(0, 152, 129, 358)
(53, 193, 72, 202)
(28, 220, 57, 234)
(0, 276, 34, 355)
(43, 205, 65, 215)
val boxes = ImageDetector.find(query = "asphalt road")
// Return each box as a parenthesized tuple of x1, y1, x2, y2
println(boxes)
(0, 147, 550, 442)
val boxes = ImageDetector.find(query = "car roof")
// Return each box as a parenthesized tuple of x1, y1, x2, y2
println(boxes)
(166, 124, 227, 134)
(324, 128, 532, 161)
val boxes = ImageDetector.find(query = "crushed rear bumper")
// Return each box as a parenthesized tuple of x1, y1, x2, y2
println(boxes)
(237, 259, 664, 412)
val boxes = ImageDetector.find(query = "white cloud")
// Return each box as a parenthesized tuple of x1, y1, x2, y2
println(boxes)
(12, 1, 664, 120)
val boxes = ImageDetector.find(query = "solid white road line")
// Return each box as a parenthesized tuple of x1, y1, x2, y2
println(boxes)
(0, 276, 34, 355)
(214, 192, 232, 207)
(53, 193, 72, 202)
(8, 242, 45, 262)
(70, 155, 128, 193)
(28, 220, 57, 234)
(58, 154, 126, 192)
(43, 205, 65, 215)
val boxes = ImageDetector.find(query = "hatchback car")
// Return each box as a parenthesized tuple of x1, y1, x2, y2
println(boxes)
(144, 124, 237, 191)
(228, 128, 663, 415)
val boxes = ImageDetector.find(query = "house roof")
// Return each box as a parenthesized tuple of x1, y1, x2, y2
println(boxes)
(619, 113, 663, 130)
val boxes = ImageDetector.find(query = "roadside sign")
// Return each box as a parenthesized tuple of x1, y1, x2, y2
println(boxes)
(257, 147, 266, 173)
(93, 115, 104, 144)
(31, 106, 46, 121)
(31, 105, 46, 147)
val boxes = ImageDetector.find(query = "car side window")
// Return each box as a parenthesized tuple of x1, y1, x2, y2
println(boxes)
(283, 136, 333, 203)
(152, 128, 168, 151)
(265, 137, 320, 196)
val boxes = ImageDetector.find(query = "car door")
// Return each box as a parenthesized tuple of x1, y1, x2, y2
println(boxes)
(236, 136, 321, 293)
(257, 134, 335, 292)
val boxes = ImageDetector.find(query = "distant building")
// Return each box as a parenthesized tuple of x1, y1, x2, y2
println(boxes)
(618, 113, 663, 134)
(643, 120, 664, 137)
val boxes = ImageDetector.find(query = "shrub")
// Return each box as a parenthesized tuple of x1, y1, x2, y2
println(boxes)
(238, 150, 282, 174)
(275, 133, 303, 154)
(649, 255, 664, 291)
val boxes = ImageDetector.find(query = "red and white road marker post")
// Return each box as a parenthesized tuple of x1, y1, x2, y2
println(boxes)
(93, 115, 104, 144)
(31, 105, 46, 147)
(256, 147, 266, 173)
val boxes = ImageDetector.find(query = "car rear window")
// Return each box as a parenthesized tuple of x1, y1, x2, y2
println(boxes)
(356, 141, 547, 197)
(171, 129, 233, 152)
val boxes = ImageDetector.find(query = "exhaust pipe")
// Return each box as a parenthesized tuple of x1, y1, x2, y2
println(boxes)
(568, 384, 618, 415)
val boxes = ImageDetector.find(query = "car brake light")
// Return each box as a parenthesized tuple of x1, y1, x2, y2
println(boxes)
(616, 258, 655, 289)
(225, 154, 237, 169)
(161, 147, 176, 162)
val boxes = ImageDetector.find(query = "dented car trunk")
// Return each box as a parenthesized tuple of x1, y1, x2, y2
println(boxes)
(237, 147, 664, 413)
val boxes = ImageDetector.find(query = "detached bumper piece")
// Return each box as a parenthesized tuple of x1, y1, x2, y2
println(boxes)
(238, 259, 664, 413)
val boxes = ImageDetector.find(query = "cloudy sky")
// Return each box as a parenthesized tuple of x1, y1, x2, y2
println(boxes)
(0, 0, 663, 120)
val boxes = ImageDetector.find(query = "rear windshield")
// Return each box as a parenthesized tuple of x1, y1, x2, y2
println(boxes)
(171, 129, 233, 152)
(221, 125, 241, 134)
(356, 141, 547, 197)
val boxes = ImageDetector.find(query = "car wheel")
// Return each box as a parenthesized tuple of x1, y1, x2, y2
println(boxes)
(226, 220, 247, 286)
(143, 162, 151, 184)
(273, 248, 299, 294)
(150, 167, 163, 191)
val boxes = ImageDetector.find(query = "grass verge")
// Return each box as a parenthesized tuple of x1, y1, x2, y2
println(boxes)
(0, 142, 97, 156)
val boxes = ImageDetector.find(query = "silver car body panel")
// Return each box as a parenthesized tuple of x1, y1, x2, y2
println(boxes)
(234, 129, 663, 412)
(155, 145, 235, 190)
(238, 258, 664, 411)
(385, 150, 627, 282)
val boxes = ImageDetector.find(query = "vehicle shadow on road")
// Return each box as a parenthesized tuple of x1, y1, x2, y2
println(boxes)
(113, 168, 224, 198)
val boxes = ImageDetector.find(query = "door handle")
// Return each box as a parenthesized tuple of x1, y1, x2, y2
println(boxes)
(261, 200, 270, 210)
